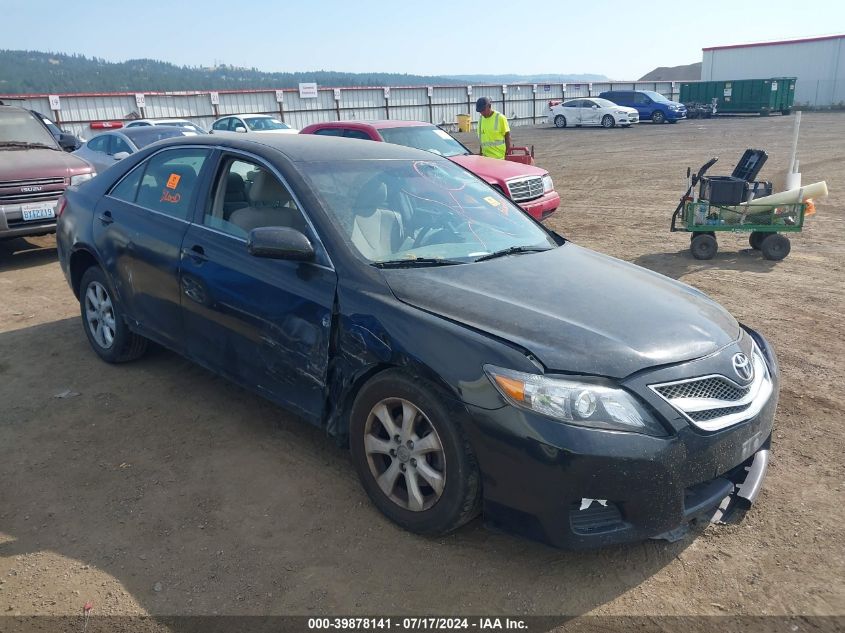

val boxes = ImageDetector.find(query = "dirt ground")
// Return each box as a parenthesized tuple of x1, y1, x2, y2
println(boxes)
(1, 113, 843, 625)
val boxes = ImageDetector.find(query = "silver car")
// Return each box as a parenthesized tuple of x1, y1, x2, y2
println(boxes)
(73, 127, 187, 173)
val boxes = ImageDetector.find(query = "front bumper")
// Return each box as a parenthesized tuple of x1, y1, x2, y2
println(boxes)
(0, 199, 59, 239)
(517, 191, 560, 221)
(462, 332, 779, 549)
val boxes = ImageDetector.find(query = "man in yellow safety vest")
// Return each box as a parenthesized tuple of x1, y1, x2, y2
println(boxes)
(476, 96, 511, 160)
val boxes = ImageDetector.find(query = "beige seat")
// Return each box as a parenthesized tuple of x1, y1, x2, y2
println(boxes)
(229, 170, 305, 233)
(350, 179, 404, 260)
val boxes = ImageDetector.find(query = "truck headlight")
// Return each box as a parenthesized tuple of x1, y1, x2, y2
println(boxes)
(541, 174, 553, 193)
(484, 365, 666, 435)
(70, 173, 95, 186)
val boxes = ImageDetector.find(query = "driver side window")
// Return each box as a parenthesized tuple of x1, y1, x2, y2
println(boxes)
(204, 157, 309, 239)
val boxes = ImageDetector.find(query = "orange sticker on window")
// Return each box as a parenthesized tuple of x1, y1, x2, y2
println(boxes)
(166, 173, 181, 189)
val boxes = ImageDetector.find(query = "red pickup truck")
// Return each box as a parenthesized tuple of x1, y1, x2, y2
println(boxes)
(300, 120, 560, 221)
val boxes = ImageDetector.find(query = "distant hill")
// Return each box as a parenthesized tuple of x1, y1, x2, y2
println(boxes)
(445, 73, 609, 84)
(0, 50, 608, 94)
(639, 63, 702, 81)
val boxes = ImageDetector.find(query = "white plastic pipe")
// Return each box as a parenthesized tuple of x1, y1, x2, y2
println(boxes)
(740, 180, 828, 206)
(787, 111, 802, 175)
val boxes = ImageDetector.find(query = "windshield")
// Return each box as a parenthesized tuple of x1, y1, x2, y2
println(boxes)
(643, 91, 671, 103)
(159, 121, 206, 134)
(299, 158, 556, 264)
(590, 98, 618, 108)
(378, 126, 469, 158)
(244, 117, 290, 131)
(0, 108, 60, 148)
(125, 127, 186, 149)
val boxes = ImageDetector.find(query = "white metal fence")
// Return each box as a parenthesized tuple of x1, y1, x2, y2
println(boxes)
(1, 81, 682, 139)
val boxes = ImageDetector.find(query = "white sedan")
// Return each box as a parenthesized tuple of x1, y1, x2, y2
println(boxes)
(210, 114, 298, 135)
(547, 98, 639, 128)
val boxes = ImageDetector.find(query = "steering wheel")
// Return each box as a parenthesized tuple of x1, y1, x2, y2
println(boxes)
(411, 205, 467, 249)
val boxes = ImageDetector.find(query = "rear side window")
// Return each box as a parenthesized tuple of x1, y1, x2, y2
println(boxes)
(345, 129, 372, 140)
(133, 148, 211, 220)
(314, 128, 344, 137)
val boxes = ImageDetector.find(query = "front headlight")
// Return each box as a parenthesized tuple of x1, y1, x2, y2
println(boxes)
(70, 173, 95, 186)
(541, 174, 554, 193)
(484, 365, 665, 435)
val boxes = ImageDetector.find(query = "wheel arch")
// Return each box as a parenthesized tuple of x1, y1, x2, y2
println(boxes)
(69, 246, 104, 299)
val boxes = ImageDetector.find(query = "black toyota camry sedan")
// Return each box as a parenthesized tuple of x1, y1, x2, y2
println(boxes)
(56, 134, 778, 549)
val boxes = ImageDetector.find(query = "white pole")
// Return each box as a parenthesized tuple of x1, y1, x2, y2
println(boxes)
(785, 110, 802, 190)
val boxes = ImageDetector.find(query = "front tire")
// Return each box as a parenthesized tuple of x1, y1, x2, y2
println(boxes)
(79, 267, 148, 363)
(652, 110, 666, 124)
(601, 114, 615, 128)
(349, 370, 481, 536)
(554, 115, 567, 128)
(749, 231, 767, 250)
(690, 233, 718, 259)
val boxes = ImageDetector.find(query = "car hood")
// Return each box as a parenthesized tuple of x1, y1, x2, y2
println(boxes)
(0, 147, 93, 180)
(613, 105, 639, 115)
(449, 154, 547, 184)
(382, 244, 739, 378)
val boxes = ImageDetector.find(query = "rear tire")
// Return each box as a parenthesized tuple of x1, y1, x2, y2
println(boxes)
(601, 114, 615, 128)
(760, 234, 791, 261)
(652, 111, 666, 124)
(554, 115, 567, 128)
(79, 266, 148, 363)
(349, 370, 481, 536)
(749, 231, 767, 250)
(690, 233, 718, 259)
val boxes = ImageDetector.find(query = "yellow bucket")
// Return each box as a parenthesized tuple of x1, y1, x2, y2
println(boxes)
(456, 114, 471, 133)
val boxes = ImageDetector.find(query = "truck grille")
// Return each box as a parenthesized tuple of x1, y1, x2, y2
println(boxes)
(0, 189, 64, 203)
(0, 177, 66, 204)
(507, 176, 544, 202)
(649, 345, 772, 432)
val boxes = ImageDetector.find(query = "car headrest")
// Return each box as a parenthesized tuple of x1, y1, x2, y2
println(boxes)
(354, 179, 388, 215)
(249, 169, 292, 206)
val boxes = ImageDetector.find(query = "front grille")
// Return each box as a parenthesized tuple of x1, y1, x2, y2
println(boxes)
(688, 404, 750, 422)
(507, 176, 544, 202)
(0, 189, 64, 203)
(0, 177, 65, 188)
(656, 377, 748, 401)
(649, 345, 773, 432)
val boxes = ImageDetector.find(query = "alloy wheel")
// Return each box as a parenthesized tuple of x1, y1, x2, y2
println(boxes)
(363, 398, 446, 512)
(84, 281, 116, 349)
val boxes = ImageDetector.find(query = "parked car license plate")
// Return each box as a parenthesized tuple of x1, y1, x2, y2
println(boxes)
(21, 202, 57, 222)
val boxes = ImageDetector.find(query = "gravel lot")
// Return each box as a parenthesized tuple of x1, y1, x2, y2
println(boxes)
(1, 112, 843, 625)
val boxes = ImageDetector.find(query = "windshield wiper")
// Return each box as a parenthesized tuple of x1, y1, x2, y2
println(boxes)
(0, 141, 59, 150)
(372, 257, 466, 269)
(474, 246, 551, 262)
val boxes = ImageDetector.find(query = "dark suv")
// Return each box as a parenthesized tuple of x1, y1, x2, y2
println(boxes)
(0, 105, 96, 240)
(599, 90, 687, 123)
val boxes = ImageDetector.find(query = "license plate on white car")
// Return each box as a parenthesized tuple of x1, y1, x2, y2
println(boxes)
(21, 202, 56, 222)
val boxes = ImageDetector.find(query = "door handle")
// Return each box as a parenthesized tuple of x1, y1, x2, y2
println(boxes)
(98, 210, 114, 225)
(182, 244, 208, 264)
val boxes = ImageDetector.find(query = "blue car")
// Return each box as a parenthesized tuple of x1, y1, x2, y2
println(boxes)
(599, 90, 687, 124)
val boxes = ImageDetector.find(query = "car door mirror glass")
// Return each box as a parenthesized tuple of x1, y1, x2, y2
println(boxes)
(235, 126, 247, 133)
(113, 152, 131, 160)
(247, 227, 315, 261)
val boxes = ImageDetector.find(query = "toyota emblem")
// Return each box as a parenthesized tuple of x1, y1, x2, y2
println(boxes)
(732, 353, 754, 382)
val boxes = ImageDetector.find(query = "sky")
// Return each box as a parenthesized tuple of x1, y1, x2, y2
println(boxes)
(1, 0, 844, 80)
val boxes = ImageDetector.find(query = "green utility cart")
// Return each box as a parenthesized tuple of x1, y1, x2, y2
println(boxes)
(679, 78, 796, 116)
(671, 151, 807, 261)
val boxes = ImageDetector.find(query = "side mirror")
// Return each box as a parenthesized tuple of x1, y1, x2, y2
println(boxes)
(247, 227, 315, 261)
(592, 105, 598, 109)
(234, 126, 247, 133)
(113, 152, 131, 160)
(58, 133, 78, 152)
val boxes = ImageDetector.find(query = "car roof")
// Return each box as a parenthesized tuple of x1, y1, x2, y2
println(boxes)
(149, 133, 451, 163)
(311, 120, 432, 130)
(129, 118, 193, 124)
